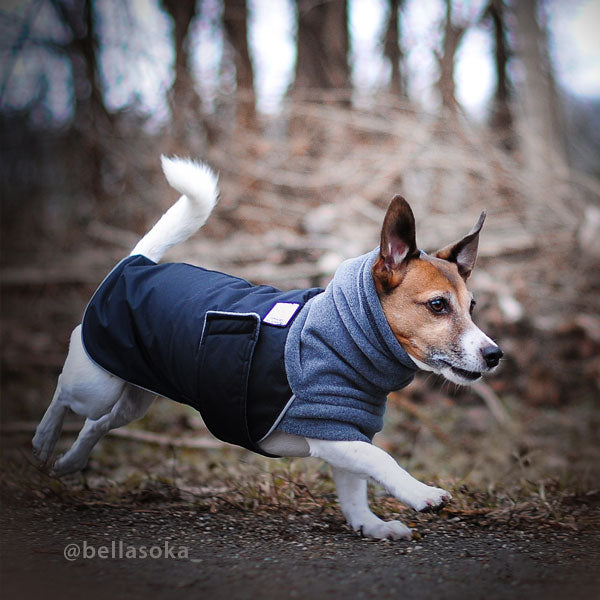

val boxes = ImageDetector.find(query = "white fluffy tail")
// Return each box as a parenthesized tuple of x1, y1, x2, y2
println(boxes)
(131, 156, 219, 262)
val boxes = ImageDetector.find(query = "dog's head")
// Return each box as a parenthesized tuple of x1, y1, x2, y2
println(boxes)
(372, 196, 503, 385)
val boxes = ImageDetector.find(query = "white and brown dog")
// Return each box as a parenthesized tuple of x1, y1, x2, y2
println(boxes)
(33, 157, 502, 541)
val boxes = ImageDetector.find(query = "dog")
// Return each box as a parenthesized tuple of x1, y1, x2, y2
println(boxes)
(33, 156, 503, 541)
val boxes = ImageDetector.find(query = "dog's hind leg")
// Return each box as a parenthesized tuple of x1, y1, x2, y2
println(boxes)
(52, 385, 155, 477)
(33, 325, 125, 464)
(331, 467, 412, 540)
(32, 376, 70, 464)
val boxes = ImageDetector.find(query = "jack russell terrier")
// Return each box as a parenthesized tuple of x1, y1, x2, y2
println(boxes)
(33, 156, 503, 540)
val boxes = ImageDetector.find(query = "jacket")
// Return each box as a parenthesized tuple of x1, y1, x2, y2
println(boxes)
(81, 254, 322, 455)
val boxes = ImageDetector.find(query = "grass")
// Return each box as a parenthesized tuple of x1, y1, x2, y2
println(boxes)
(2, 387, 599, 533)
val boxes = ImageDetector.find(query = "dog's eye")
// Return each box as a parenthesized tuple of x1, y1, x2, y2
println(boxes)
(470, 299, 477, 314)
(427, 298, 446, 313)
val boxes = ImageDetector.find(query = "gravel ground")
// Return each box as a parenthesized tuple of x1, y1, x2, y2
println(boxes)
(2, 489, 599, 600)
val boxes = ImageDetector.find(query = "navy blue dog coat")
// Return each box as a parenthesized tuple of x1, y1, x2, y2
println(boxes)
(82, 255, 322, 456)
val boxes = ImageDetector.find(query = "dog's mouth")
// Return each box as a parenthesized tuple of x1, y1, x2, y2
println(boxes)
(437, 360, 482, 383)
(448, 365, 481, 381)
(411, 354, 484, 384)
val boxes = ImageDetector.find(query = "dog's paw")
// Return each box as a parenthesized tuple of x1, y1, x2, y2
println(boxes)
(51, 453, 85, 477)
(405, 484, 452, 512)
(355, 518, 412, 541)
(32, 432, 55, 465)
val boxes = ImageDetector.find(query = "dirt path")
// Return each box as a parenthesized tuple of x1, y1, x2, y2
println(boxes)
(2, 490, 599, 600)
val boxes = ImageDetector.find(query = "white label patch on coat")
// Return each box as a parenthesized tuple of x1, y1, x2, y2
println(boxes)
(263, 303, 300, 326)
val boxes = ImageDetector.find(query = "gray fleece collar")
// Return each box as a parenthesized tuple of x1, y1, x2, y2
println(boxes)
(341, 247, 418, 373)
(280, 249, 418, 442)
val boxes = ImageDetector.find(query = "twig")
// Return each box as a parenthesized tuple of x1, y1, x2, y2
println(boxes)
(107, 427, 225, 449)
(470, 381, 511, 426)
(2, 421, 225, 450)
(0, 266, 106, 286)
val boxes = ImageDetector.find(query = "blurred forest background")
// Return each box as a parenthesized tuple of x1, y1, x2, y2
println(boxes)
(1, 0, 599, 520)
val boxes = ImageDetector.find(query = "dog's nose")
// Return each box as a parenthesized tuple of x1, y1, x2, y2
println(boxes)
(481, 345, 503, 368)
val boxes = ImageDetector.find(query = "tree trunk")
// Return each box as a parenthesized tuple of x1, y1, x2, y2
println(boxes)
(384, 0, 406, 97)
(512, 0, 567, 172)
(485, 0, 513, 146)
(49, 0, 111, 203)
(293, 0, 350, 104)
(161, 0, 203, 154)
(435, 0, 467, 115)
(223, 0, 256, 131)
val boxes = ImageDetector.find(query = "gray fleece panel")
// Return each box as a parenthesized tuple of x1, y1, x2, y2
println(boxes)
(278, 248, 417, 442)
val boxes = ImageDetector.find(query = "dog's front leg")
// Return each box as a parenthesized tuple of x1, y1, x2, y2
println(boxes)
(331, 467, 413, 540)
(308, 438, 451, 514)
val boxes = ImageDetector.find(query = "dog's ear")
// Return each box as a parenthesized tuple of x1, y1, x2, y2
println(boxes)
(435, 211, 486, 280)
(372, 195, 419, 293)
